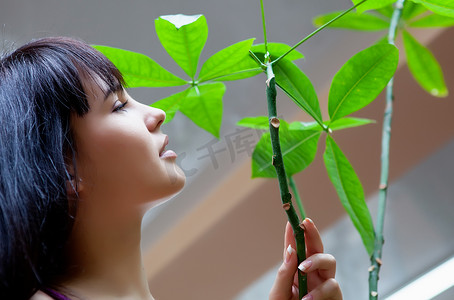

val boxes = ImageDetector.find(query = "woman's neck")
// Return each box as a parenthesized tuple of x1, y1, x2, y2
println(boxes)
(60, 203, 153, 300)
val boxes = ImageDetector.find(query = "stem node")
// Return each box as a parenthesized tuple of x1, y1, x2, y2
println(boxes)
(270, 117, 280, 128)
(395, 2, 404, 9)
(266, 77, 274, 87)
(283, 203, 291, 211)
(299, 222, 306, 231)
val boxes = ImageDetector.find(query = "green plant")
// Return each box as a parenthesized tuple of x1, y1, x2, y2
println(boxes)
(93, 0, 452, 298)
(314, 0, 452, 299)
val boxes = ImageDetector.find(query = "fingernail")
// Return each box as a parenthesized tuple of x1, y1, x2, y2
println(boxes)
(298, 259, 312, 272)
(285, 245, 295, 264)
(305, 217, 314, 224)
(301, 294, 313, 300)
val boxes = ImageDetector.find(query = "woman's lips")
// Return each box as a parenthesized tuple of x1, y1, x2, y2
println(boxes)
(160, 149, 177, 158)
(159, 135, 177, 158)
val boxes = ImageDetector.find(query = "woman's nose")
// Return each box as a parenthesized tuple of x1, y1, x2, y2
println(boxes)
(142, 104, 166, 132)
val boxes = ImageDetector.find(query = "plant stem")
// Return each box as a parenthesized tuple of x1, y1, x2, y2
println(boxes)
(369, 1, 406, 299)
(260, 1, 306, 296)
(260, 0, 269, 60)
(272, 0, 367, 65)
(265, 64, 307, 299)
(289, 176, 306, 219)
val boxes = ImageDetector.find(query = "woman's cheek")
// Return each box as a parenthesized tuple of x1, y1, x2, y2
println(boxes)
(86, 125, 150, 179)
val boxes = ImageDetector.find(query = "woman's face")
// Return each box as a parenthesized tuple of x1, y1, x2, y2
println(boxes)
(70, 76, 185, 214)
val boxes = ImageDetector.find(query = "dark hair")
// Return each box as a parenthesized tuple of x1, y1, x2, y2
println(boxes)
(0, 37, 124, 299)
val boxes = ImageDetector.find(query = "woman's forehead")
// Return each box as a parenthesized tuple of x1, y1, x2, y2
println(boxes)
(81, 72, 123, 104)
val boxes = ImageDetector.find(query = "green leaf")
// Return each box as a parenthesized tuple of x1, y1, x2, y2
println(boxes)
(93, 45, 187, 88)
(273, 59, 323, 126)
(313, 11, 389, 31)
(352, 0, 396, 14)
(251, 43, 304, 62)
(150, 89, 190, 124)
(410, 0, 454, 18)
(328, 44, 399, 123)
(374, 35, 389, 45)
(208, 67, 262, 82)
(288, 121, 321, 131)
(252, 122, 320, 178)
(155, 14, 208, 79)
(237, 116, 269, 130)
(376, 5, 394, 18)
(323, 136, 375, 256)
(402, 31, 448, 97)
(198, 39, 261, 82)
(179, 83, 225, 138)
(211, 67, 262, 81)
(328, 117, 375, 131)
(409, 13, 454, 27)
(289, 117, 375, 132)
(402, 2, 428, 20)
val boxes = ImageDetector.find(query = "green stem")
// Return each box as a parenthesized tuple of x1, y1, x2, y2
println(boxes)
(260, 0, 269, 61)
(369, 1, 406, 299)
(266, 64, 307, 299)
(272, 0, 367, 65)
(289, 176, 306, 220)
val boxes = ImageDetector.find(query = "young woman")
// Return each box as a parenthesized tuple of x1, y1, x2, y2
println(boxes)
(0, 37, 342, 300)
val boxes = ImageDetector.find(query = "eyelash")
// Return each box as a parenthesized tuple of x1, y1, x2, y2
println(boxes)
(113, 100, 128, 112)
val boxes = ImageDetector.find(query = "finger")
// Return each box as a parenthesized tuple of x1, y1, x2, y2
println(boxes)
(298, 253, 336, 279)
(283, 222, 300, 287)
(270, 229, 298, 300)
(303, 218, 323, 257)
(301, 278, 342, 300)
(284, 222, 296, 257)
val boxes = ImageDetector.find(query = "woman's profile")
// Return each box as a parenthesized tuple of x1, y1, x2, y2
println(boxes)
(0, 37, 341, 300)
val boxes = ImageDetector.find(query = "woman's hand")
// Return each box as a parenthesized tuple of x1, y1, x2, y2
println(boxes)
(269, 218, 342, 300)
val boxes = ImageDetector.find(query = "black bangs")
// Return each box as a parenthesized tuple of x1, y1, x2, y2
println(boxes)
(1, 36, 125, 116)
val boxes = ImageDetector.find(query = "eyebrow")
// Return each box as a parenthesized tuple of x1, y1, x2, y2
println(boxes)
(103, 81, 124, 101)
(103, 90, 115, 101)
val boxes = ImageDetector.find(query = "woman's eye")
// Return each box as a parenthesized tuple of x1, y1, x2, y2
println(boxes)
(113, 100, 128, 112)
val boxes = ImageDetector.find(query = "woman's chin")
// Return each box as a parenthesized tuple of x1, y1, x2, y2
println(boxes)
(143, 185, 184, 212)
(166, 163, 185, 183)
(145, 196, 171, 211)
(166, 163, 186, 191)
(142, 172, 185, 211)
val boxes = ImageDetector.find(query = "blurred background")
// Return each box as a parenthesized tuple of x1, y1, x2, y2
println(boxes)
(1, 0, 453, 299)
